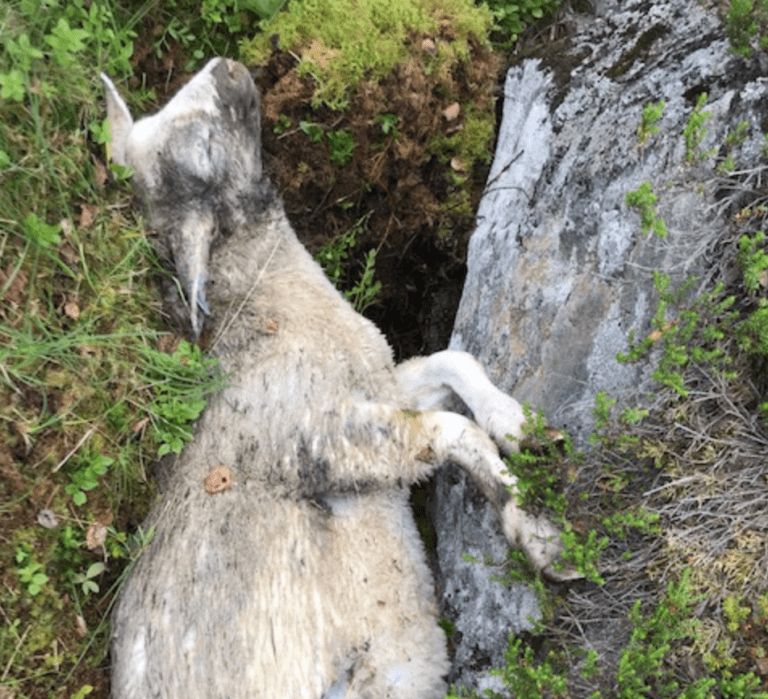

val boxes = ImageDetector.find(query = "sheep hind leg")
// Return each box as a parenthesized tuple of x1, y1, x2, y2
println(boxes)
(396, 350, 528, 455)
(400, 408, 572, 578)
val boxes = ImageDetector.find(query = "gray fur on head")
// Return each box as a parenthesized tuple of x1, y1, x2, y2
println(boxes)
(102, 58, 270, 336)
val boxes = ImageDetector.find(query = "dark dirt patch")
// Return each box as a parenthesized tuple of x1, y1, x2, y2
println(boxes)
(254, 40, 502, 359)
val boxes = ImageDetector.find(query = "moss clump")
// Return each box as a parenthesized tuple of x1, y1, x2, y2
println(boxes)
(241, 0, 492, 108)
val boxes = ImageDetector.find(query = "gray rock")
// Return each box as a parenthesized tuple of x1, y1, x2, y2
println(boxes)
(437, 0, 768, 690)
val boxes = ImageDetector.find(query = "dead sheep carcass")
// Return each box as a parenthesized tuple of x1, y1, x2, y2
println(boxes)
(101, 57, 570, 699)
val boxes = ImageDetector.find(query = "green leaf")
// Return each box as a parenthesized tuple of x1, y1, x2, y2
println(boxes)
(300, 121, 324, 143)
(45, 18, 90, 68)
(87, 562, 106, 578)
(0, 70, 27, 102)
(328, 130, 354, 167)
(23, 213, 61, 249)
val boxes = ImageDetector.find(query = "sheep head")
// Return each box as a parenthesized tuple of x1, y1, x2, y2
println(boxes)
(101, 58, 264, 337)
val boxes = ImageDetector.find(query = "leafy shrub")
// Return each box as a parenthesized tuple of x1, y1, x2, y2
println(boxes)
(625, 182, 668, 238)
(683, 92, 713, 162)
(725, 0, 768, 57)
(141, 340, 225, 456)
(485, 0, 563, 46)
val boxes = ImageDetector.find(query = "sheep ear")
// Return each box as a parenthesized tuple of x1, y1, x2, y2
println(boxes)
(99, 73, 133, 166)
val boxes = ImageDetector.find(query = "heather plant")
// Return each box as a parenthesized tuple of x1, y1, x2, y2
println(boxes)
(625, 182, 668, 238)
(683, 92, 714, 162)
(637, 100, 666, 146)
(724, 0, 768, 57)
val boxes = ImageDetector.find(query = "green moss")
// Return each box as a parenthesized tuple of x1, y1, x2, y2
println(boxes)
(428, 101, 495, 165)
(240, 0, 492, 108)
(428, 101, 495, 224)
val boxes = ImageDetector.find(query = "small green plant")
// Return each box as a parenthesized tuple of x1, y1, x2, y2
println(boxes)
(317, 219, 365, 287)
(725, 0, 768, 57)
(717, 154, 736, 175)
(485, 0, 563, 46)
(297, 123, 355, 167)
(505, 405, 568, 517)
(722, 595, 751, 633)
(44, 17, 91, 69)
(71, 562, 106, 597)
(637, 100, 665, 146)
(618, 273, 737, 397)
(15, 545, 49, 596)
(503, 406, 614, 582)
(151, 17, 202, 66)
(487, 635, 568, 698)
(602, 508, 661, 538)
(720, 673, 767, 699)
(725, 119, 750, 148)
(375, 112, 399, 137)
(344, 248, 381, 312)
(581, 649, 601, 681)
(22, 213, 62, 250)
(141, 340, 224, 456)
(327, 129, 355, 167)
(65, 451, 113, 506)
(717, 120, 750, 174)
(273, 113, 292, 134)
(107, 524, 156, 562)
(619, 404, 649, 425)
(559, 523, 607, 584)
(438, 617, 456, 637)
(737, 230, 768, 291)
(590, 390, 617, 444)
(625, 182, 668, 238)
(316, 215, 382, 312)
(736, 302, 768, 356)
(616, 570, 710, 699)
(299, 120, 324, 143)
(151, 395, 207, 455)
(683, 93, 713, 163)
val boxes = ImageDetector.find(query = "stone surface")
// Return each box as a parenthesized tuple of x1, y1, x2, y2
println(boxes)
(437, 0, 768, 690)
